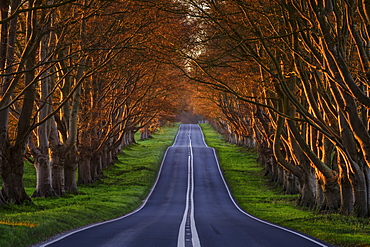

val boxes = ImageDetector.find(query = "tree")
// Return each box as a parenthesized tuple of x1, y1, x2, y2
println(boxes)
(176, 0, 370, 216)
(0, 0, 188, 203)
(0, 0, 44, 204)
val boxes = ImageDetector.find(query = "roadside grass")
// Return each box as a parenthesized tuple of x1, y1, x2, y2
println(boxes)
(199, 123, 370, 247)
(0, 124, 179, 247)
(2, 123, 369, 247)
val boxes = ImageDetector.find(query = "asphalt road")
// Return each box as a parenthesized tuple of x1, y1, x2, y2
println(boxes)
(39, 124, 330, 247)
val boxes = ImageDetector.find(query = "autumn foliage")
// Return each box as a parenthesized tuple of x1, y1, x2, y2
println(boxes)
(0, 0, 187, 204)
(179, 0, 370, 217)
(1, 0, 370, 218)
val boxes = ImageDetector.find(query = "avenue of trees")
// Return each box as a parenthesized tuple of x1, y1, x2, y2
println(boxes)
(2, 0, 370, 218)
(180, 0, 370, 217)
(0, 0, 189, 205)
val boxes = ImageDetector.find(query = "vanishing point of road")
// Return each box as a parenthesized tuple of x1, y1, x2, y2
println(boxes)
(38, 124, 331, 247)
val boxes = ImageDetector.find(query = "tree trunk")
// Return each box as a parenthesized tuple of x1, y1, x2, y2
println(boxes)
(320, 178, 341, 213)
(0, 191, 6, 205)
(0, 105, 9, 205)
(30, 9, 56, 198)
(284, 172, 299, 195)
(50, 145, 65, 196)
(31, 146, 56, 198)
(100, 149, 108, 169)
(1, 144, 32, 204)
(276, 165, 284, 187)
(107, 147, 114, 167)
(78, 152, 93, 184)
(338, 162, 353, 215)
(140, 127, 149, 140)
(90, 151, 102, 181)
(1, 1, 38, 204)
(315, 177, 324, 210)
(0, 0, 19, 206)
(64, 145, 78, 193)
(102, 147, 112, 169)
(288, 124, 317, 208)
(297, 172, 316, 209)
(96, 152, 103, 177)
(349, 164, 368, 217)
(365, 165, 370, 216)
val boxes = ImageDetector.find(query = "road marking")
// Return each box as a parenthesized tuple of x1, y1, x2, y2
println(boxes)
(38, 126, 185, 247)
(197, 124, 328, 247)
(178, 129, 201, 247)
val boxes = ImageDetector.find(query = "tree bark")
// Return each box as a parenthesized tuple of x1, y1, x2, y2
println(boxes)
(0, 0, 10, 206)
(78, 152, 93, 184)
(297, 172, 316, 209)
(50, 145, 65, 196)
(31, 145, 56, 198)
(31, 23, 56, 198)
(338, 159, 354, 215)
(90, 151, 103, 181)
(1, 144, 32, 204)
(1, 0, 39, 204)
(0, 191, 6, 205)
(320, 177, 341, 212)
(64, 145, 78, 193)
(365, 165, 370, 216)
(349, 163, 368, 217)
(0, 0, 20, 205)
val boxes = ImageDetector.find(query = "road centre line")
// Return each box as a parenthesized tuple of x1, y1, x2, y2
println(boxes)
(38, 126, 186, 247)
(196, 125, 328, 247)
(189, 133, 200, 247)
(177, 129, 201, 247)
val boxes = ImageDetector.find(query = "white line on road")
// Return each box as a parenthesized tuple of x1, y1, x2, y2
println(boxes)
(177, 155, 190, 247)
(177, 128, 201, 247)
(189, 133, 200, 247)
(38, 126, 185, 247)
(195, 124, 328, 247)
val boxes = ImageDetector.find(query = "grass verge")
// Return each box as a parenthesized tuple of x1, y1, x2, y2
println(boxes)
(199, 123, 370, 247)
(2, 123, 369, 247)
(0, 124, 179, 247)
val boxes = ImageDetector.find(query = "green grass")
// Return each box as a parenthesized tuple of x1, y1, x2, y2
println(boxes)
(1, 123, 369, 247)
(199, 123, 370, 247)
(0, 124, 179, 247)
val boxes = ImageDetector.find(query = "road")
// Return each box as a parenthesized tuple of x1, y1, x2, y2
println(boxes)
(39, 124, 330, 247)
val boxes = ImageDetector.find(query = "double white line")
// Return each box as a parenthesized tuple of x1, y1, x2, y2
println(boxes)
(177, 130, 201, 247)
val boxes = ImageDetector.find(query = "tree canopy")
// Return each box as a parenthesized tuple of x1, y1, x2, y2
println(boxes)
(1, 0, 370, 217)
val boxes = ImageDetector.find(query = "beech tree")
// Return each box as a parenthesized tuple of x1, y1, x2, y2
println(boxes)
(178, 0, 370, 216)
(0, 0, 186, 204)
(0, 0, 48, 204)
